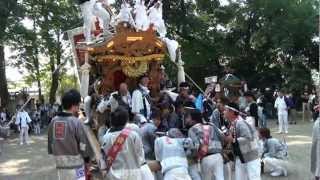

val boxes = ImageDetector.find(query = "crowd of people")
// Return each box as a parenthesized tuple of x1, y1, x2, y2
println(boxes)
(46, 73, 320, 180)
(0, 102, 60, 146)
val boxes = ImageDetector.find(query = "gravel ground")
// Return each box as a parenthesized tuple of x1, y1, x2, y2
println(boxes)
(0, 117, 315, 180)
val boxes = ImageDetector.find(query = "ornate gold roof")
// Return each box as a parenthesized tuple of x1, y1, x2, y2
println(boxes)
(89, 23, 167, 64)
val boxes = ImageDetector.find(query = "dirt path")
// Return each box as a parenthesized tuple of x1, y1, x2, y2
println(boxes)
(0, 133, 56, 180)
(263, 120, 313, 180)
(0, 119, 315, 180)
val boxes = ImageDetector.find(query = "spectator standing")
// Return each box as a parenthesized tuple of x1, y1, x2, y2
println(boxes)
(286, 92, 296, 125)
(15, 106, 32, 145)
(274, 90, 289, 134)
(33, 110, 41, 135)
(301, 86, 310, 122)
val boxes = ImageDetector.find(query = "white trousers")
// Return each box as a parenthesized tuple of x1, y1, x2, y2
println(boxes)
(141, 164, 155, 180)
(107, 168, 142, 180)
(263, 157, 287, 175)
(201, 153, 224, 180)
(57, 166, 85, 180)
(20, 127, 29, 144)
(80, 0, 110, 42)
(188, 163, 201, 180)
(224, 162, 232, 180)
(235, 157, 261, 180)
(164, 167, 191, 180)
(278, 112, 288, 133)
(34, 123, 40, 135)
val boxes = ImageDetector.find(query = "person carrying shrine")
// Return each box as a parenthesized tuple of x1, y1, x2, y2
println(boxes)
(224, 102, 261, 180)
(132, 74, 152, 121)
(100, 106, 147, 180)
(186, 108, 225, 180)
(154, 128, 193, 180)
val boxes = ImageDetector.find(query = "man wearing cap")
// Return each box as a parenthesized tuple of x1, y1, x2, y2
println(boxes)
(154, 128, 192, 180)
(186, 108, 225, 180)
(224, 102, 261, 180)
(132, 75, 152, 121)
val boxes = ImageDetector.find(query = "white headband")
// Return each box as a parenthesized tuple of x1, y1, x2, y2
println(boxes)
(225, 105, 240, 113)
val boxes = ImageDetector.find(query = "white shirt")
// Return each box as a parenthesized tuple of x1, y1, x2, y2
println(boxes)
(131, 85, 151, 119)
(15, 111, 32, 128)
(274, 97, 287, 114)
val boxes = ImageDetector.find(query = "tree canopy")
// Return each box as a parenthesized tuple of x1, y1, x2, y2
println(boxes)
(1, 0, 319, 105)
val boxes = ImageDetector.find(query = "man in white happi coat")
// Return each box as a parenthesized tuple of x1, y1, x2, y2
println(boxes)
(132, 74, 151, 121)
(77, 0, 111, 43)
(274, 90, 289, 134)
(15, 107, 32, 145)
(154, 128, 192, 180)
(186, 108, 225, 180)
(224, 102, 261, 180)
(311, 116, 320, 180)
(100, 107, 148, 180)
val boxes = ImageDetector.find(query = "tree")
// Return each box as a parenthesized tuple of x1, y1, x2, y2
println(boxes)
(8, 0, 81, 104)
(37, 0, 81, 104)
(0, 0, 20, 107)
(161, 0, 318, 91)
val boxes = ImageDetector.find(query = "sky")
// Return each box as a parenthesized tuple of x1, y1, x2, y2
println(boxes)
(5, 47, 24, 82)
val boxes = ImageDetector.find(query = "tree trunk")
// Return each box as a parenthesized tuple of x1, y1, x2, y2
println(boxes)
(32, 18, 42, 104)
(49, 70, 59, 105)
(0, 46, 9, 107)
(34, 56, 42, 103)
(49, 32, 61, 105)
